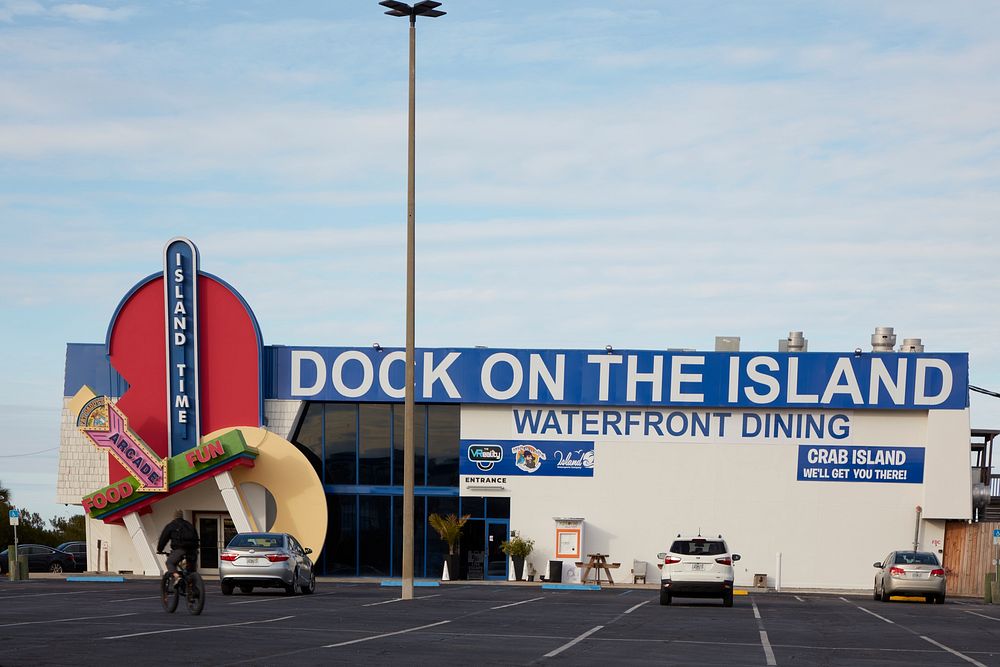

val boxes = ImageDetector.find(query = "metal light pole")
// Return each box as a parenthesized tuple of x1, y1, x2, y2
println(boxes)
(379, 0, 445, 601)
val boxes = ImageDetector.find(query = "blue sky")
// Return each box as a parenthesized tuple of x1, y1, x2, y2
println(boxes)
(1, 0, 998, 520)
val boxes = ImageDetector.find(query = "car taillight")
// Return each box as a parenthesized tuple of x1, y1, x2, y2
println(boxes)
(220, 552, 238, 562)
(664, 557, 681, 565)
(931, 568, 945, 577)
(715, 557, 732, 565)
(67, 554, 76, 562)
(889, 566, 905, 577)
(266, 554, 289, 562)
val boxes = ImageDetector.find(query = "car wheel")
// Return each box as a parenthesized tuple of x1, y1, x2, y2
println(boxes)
(873, 580, 880, 601)
(723, 592, 734, 608)
(221, 581, 234, 596)
(284, 569, 298, 596)
(659, 587, 671, 606)
(300, 571, 316, 595)
(925, 595, 935, 604)
(879, 584, 890, 602)
(936, 594, 946, 604)
(239, 584, 253, 594)
(49, 562, 64, 574)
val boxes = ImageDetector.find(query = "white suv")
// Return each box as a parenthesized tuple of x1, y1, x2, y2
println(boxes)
(658, 535, 740, 607)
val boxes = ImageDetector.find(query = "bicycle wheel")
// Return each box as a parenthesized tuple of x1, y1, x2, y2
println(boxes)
(161, 573, 179, 613)
(186, 572, 205, 615)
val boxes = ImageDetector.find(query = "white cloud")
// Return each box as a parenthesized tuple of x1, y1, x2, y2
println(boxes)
(50, 2, 134, 22)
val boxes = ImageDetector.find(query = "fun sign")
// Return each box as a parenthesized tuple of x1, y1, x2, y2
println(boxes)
(75, 389, 168, 492)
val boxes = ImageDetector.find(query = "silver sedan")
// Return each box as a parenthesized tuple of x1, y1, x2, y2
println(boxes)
(219, 532, 316, 595)
(873, 550, 946, 603)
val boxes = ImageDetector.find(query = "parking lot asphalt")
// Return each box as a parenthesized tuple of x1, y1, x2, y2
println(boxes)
(2, 579, 1000, 666)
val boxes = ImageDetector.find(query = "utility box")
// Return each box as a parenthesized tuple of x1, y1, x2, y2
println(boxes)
(754, 573, 768, 588)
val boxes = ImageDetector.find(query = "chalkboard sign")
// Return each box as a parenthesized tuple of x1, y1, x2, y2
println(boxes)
(467, 551, 485, 580)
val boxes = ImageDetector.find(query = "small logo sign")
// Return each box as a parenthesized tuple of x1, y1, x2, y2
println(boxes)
(467, 443, 504, 472)
(511, 443, 546, 473)
(554, 448, 595, 471)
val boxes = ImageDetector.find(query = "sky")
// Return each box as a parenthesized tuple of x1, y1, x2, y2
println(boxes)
(1, 0, 999, 521)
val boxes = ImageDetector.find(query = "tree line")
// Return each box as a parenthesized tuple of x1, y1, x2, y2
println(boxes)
(0, 480, 85, 548)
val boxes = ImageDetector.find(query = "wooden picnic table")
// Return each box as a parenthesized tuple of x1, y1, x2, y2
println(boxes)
(575, 553, 621, 585)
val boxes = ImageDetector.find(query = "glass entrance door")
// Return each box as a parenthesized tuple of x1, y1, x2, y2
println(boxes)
(485, 519, 509, 580)
(195, 513, 236, 574)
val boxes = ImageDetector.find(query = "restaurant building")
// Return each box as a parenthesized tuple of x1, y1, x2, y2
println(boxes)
(56, 239, 972, 589)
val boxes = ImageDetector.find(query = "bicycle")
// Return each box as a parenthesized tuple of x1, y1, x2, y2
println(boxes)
(157, 552, 205, 615)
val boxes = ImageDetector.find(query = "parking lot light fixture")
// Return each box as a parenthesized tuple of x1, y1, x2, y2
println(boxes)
(378, 0, 445, 602)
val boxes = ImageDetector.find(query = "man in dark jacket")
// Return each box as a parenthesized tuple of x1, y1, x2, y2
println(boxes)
(157, 509, 199, 584)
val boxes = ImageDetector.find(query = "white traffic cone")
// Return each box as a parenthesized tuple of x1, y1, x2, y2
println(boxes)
(442, 559, 451, 581)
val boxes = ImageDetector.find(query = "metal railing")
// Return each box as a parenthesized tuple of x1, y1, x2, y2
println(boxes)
(991, 474, 1000, 499)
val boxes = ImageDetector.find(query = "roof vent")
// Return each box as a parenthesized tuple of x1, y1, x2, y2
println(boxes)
(715, 336, 740, 352)
(781, 331, 808, 352)
(899, 338, 924, 353)
(871, 326, 896, 352)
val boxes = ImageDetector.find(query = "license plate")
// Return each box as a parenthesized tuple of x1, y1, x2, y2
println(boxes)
(690, 563, 704, 571)
(242, 557, 263, 566)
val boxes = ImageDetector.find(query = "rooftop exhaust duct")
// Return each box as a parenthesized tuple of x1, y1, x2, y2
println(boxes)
(899, 338, 924, 353)
(778, 331, 807, 352)
(871, 327, 896, 352)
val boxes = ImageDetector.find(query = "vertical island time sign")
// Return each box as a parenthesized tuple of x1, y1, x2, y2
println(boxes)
(164, 238, 201, 457)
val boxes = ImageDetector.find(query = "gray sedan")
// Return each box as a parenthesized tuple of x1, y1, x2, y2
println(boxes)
(873, 550, 946, 603)
(219, 532, 316, 595)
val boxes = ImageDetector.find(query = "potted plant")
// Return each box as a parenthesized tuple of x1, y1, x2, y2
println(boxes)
(428, 513, 470, 580)
(500, 534, 535, 581)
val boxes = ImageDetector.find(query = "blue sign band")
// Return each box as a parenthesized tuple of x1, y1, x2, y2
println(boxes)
(276, 347, 968, 410)
(460, 439, 595, 477)
(796, 445, 925, 483)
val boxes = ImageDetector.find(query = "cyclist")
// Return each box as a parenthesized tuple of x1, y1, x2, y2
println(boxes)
(156, 509, 199, 588)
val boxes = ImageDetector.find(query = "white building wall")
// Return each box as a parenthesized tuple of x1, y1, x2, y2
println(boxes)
(56, 398, 108, 504)
(462, 405, 969, 590)
(264, 399, 303, 441)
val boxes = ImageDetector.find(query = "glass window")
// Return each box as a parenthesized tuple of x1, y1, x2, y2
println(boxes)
(359, 404, 392, 485)
(359, 496, 391, 576)
(487, 496, 510, 519)
(325, 404, 357, 485)
(393, 404, 426, 486)
(291, 402, 324, 479)
(669, 539, 727, 556)
(325, 494, 357, 576)
(426, 405, 459, 487)
(426, 497, 460, 578)
(392, 496, 426, 578)
(461, 496, 484, 519)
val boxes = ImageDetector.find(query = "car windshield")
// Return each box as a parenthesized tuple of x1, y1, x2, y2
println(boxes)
(228, 534, 283, 549)
(893, 551, 939, 565)
(670, 539, 727, 556)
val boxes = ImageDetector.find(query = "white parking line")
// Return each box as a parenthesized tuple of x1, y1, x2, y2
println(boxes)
(751, 599, 777, 666)
(0, 590, 98, 600)
(964, 610, 1000, 621)
(323, 619, 451, 648)
(230, 592, 339, 605)
(491, 596, 545, 610)
(104, 615, 295, 640)
(624, 600, 650, 614)
(106, 596, 160, 603)
(362, 594, 441, 607)
(617, 589, 634, 596)
(920, 635, 987, 667)
(0, 612, 136, 628)
(544, 625, 603, 658)
(856, 606, 896, 624)
(794, 596, 805, 602)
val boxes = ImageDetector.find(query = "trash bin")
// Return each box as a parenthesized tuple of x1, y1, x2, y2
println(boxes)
(548, 560, 563, 584)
